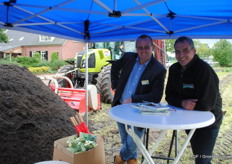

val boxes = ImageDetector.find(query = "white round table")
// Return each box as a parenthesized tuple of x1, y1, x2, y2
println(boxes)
(109, 103, 215, 164)
(110, 103, 215, 130)
(34, 161, 69, 164)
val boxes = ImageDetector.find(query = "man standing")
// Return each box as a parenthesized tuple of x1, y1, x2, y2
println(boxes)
(111, 34, 166, 164)
(165, 36, 223, 164)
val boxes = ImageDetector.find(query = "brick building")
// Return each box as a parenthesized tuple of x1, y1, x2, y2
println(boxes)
(0, 30, 85, 61)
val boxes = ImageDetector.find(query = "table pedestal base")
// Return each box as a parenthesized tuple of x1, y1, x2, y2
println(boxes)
(126, 125, 196, 164)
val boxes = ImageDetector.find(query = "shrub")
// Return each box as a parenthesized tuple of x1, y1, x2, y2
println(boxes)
(0, 59, 21, 66)
(28, 66, 51, 74)
(15, 56, 37, 67)
(33, 52, 41, 63)
(2, 55, 17, 62)
(35, 60, 50, 67)
(49, 60, 68, 71)
(51, 52, 59, 63)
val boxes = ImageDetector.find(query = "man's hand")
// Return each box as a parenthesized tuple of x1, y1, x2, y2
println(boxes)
(181, 99, 198, 110)
(123, 98, 132, 104)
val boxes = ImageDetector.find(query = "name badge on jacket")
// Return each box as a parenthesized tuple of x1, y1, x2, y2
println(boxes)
(141, 80, 149, 85)
(183, 83, 194, 89)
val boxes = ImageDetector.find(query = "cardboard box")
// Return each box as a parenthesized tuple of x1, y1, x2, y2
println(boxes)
(53, 135, 105, 164)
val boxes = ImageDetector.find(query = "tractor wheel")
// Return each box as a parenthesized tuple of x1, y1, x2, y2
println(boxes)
(96, 65, 114, 104)
(56, 65, 74, 87)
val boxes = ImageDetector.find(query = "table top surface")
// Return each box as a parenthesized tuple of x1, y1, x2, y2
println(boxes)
(109, 103, 215, 130)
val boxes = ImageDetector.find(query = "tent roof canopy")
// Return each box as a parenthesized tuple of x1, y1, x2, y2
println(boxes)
(0, 0, 232, 42)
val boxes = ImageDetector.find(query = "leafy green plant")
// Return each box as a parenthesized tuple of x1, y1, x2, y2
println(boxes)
(67, 134, 96, 153)
(35, 60, 50, 67)
(212, 40, 232, 67)
(49, 60, 68, 71)
(15, 56, 39, 67)
(0, 59, 20, 66)
(28, 66, 51, 74)
(0, 28, 8, 43)
(50, 52, 59, 63)
(1, 52, 74, 74)
(33, 52, 41, 63)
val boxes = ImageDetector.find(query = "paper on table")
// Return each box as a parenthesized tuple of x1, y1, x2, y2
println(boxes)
(140, 110, 170, 115)
(132, 102, 170, 115)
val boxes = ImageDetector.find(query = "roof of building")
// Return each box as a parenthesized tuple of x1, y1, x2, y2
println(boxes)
(0, 30, 66, 52)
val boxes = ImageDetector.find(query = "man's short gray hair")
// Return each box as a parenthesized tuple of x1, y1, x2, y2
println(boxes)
(174, 36, 195, 48)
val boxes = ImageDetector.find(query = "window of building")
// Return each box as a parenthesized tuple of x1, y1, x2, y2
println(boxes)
(31, 51, 39, 56)
(41, 51, 48, 60)
(30, 51, 48, 60)
(39, 35, 55, 42)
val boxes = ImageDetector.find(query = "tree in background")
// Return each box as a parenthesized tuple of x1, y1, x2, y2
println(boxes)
(212, 39, 232, 67)
(165, 39, 175, 53)
(0, 29, 8, 43)
(194, 40, 211, 59)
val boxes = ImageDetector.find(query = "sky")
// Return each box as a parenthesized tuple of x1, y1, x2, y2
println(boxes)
(197, 39, 232, 48)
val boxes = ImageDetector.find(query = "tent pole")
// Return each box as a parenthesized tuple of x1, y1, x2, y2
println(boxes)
(85, 42, 89, 126)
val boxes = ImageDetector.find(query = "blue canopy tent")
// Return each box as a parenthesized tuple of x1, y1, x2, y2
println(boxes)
(0, 0, 232, 42)
(0, 0, 232, 123)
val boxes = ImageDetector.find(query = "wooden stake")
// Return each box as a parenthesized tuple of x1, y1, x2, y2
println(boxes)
(77, 113, 84, 122)
(70, 117, 78, 126)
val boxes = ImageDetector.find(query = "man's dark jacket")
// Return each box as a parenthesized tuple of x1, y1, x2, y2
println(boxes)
(111, 52, 166, 107)
(165, 55, 223, 128)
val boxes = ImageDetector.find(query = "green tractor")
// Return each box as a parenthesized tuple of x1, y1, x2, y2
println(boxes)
(56, 48, 120, 104)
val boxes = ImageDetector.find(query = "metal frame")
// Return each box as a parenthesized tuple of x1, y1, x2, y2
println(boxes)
(126, 125, 196, 164)
(142, 129, 178, 164)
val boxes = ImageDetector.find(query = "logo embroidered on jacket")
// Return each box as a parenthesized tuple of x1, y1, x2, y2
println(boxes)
(183, 84, 194, 89)
(141, 80, 149, 85)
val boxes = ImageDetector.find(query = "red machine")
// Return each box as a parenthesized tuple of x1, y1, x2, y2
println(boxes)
(49, 76, 101, 114)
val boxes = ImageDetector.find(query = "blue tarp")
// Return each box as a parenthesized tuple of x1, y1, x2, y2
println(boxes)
(0, 0, 232, 42)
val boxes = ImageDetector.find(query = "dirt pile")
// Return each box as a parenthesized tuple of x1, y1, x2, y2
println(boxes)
(0, 64, 76, 164)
